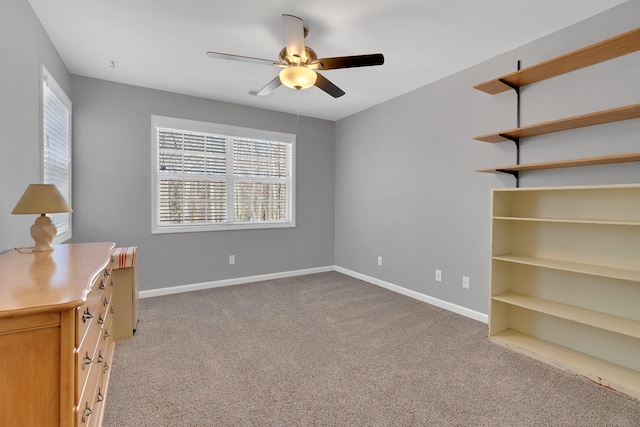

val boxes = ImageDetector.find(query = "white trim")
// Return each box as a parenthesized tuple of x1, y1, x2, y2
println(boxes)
(138, 264, 488, 324)
(152, 115, 295, 144)
(335, 266, 489, 324)
(41, 64, 72, 109)
(139, 266, 334, 299)
(152, 221, 295, 234)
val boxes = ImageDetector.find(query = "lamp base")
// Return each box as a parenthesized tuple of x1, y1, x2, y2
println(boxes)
(31, 215, 57, 252)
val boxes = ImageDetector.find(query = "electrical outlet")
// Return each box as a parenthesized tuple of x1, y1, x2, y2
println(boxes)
(435, 269, 442, 282)
(229, 255, 236, 265)
(378, 256, 383, 266)
(462, 276, 470, 289)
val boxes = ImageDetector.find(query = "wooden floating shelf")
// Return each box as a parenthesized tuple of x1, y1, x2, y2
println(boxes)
(476, 152, 640, 174)
(490, 329, 640, 400)
(473, 28, 640, 181)
(474, 27, 640, 94)
(493, 292, 640, 339)
(474, 104, 640, 143)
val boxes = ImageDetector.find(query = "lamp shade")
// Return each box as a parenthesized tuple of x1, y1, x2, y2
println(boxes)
(11, 184, 72, 215)
(279, 66, 317, 90)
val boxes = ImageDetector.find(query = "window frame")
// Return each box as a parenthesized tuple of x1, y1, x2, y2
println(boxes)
(151, 115, 296, 234)
(40, 65, 72, 244)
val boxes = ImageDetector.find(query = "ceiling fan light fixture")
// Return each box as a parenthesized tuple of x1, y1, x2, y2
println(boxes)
(208, 14, 383, 98)
(279, 66, 317, 90)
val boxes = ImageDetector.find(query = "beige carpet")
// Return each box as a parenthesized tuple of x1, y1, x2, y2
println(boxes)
(103, 272, 640, 426)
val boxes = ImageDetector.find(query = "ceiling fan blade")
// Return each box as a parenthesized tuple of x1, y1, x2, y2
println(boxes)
(253, 75, 283, 96)
(281, 14, 306, 61)
(207, 51, 281, 66)
(311, 53, 384, 70)
(314, 73, 345, 98)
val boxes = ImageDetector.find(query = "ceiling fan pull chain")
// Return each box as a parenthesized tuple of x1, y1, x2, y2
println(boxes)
(296, 89, 301, 128)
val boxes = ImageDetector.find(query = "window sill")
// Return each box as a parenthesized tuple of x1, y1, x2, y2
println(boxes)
(152, 221, 295, 234)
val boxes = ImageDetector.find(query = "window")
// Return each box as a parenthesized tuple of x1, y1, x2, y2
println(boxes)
(41, 65, 72, 243)
(152, 116, 295, 233)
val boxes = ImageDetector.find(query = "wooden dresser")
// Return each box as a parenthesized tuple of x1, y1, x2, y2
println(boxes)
(0, 242, 117, 426)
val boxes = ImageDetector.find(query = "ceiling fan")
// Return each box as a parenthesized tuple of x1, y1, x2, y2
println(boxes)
(207, 14, 384, 98)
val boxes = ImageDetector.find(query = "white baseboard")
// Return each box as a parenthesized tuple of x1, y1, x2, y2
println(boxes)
(138, 265, 334, 299)
(335, 266, 488, 324)
(139, 264, 488, 324)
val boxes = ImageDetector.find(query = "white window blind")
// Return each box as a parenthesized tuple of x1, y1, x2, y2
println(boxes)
(152, 116, 295, 233)
(234, 138, 290, 222)
(41, 65, 72, 242)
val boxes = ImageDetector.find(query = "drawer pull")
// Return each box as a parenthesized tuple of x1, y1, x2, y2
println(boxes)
(103, 364, 110, 373)
(81, 402, 93, 423)
(97, 388, 104, 402)
(99, 280, 106, 290)
(103, 297, 109, 306)
(104, 270, 110, 277)
(110, 280, 115, 287)
(97, 314, 105, 325)
(104, 330, 110, 340)
(98, 351, 104, 364)
(110, 306, 115, 314)
(111, 256, 115, 263)
(81, 352, 93, 369)
(82, 309, 93, 322)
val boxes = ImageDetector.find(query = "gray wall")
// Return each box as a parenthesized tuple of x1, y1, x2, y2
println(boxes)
(3, 0, 638, 317)
(70, 76, 335, 291)
(335, 1, 640, 314)
(0, 0, 71, 253)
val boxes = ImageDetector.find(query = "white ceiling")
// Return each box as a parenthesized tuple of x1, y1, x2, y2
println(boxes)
(28, 0, 627, 121)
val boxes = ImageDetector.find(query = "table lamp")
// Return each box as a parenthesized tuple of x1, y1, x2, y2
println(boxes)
(11, 184, 73, 251)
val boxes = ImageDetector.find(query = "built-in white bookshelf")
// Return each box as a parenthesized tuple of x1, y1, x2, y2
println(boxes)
(489, 184, 640, 400)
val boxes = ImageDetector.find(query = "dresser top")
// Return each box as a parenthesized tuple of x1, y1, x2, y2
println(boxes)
(0, 242, 115, 318)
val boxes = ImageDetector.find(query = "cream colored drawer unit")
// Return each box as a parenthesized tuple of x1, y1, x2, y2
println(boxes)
(0, 242, 117, 427)
(110, 246, 139, 339)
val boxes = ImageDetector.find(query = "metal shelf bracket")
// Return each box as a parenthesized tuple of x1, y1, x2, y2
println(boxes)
(499, 60, 522, 187)
(495, 170, 520, 181)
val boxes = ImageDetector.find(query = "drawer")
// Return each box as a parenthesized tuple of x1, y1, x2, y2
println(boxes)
(101, 288, 114, 323)
(76, 280, 107, 346)
(76, 293, 100, 347)
(104, 265, 115, 289)
(76, 361, 101, 426)
(86, 376, 108, 427)
(96, 288, 114, 345)
(97, 315, 115, 378)
(76, 330, 100, 401)
(89, 383, 108, 427)
(83, 287, 113, 344)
